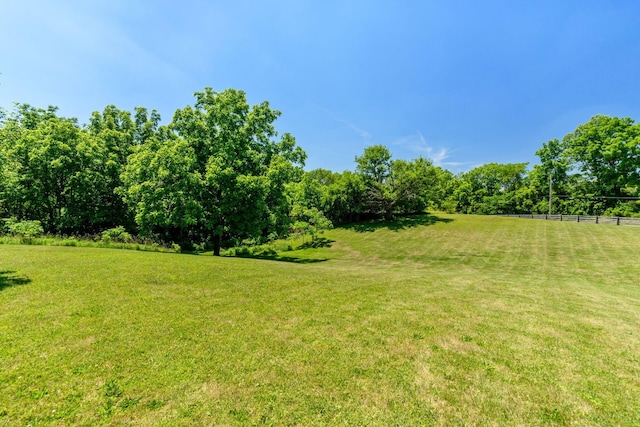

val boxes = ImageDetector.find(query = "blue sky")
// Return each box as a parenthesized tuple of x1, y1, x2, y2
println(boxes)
(2, 1, 639, 173)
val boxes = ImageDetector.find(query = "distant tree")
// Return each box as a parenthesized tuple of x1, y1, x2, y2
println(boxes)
(353, 146, 446, 219)
(430, 166, 457, 213)
(517, 139, 572, 214)
(454, 163, 528, 214)
(289, 171, 328, 213)
(287, 170, 342, 241)
(561, 115, 640, 214)
(325, 171, 366, 224)
(354, 145, 393, 218)
(389, 157, 441, 215)
(304, 168, 338, 187)
(355, 145, 392, 184)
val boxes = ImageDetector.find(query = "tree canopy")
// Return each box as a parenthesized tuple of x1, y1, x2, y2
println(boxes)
(1, 88, 639, 254)
(120, 88, 306, 255)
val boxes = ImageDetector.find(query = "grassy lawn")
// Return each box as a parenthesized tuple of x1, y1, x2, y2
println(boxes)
(1, 214, 639, 425)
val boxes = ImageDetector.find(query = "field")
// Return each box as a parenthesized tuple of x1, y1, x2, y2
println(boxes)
(1, 214, 640, 426)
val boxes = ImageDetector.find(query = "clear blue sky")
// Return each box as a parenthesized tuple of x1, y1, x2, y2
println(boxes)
(2, 1, 639, 173)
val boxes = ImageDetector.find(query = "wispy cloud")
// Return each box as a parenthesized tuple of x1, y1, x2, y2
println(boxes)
(338, 119, 371, 139)
(392, 131, 473, 170)
(392, 131, 449, 165)
(314, 104, 371, 140)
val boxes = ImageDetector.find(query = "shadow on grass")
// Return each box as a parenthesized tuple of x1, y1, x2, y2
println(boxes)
(341, 213, 454, 233)
(228, 237, 334, 264)
(297, 237, 335, 249)
(238, 254, 329, 264)
(0, 270, 31, 291)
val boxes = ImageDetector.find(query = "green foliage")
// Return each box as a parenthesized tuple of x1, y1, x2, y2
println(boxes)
(355, 144, 392, 183)
(6, 219, 44, 240)
(453, 163, 529, 214)
(515, 116, 640, 216)
(120, 88, 305, 255)
(560, 115, 640, 214)
(288, 172, 334, 240)
(351, 147, 451, 220)
(325, 170, 367, 223)
(231, 243, 278, 257)
(603, 201, 640, 218)
(2, 94, 639, 244)
(388, 157, 442, 215)
(101, 226, 133, 243)
(0, 104, 140, 234)
(294, 169, 367, 225)
(0, 233, 173, 252)
(291, 206, 333, 242)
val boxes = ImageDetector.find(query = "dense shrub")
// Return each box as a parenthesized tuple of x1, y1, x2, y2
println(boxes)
(101, 226, 133, 243)
(6, 219, 44, 241)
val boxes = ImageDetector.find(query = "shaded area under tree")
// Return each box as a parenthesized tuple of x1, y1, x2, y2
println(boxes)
(341, 213, 453, 233)
(0, 270, 31, 291)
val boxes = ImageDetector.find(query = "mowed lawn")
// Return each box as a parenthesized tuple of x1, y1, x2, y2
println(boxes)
(1, 215, 639, 426)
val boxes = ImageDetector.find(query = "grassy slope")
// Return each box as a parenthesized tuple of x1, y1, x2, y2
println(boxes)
(1, 214, 639, 426)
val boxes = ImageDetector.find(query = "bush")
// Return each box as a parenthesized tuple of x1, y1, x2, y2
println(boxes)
(441, 199, 458, 214)
(604, 201, 640, 218)
(193, 242, 207, 253)
(236, 246, 251, 256)
(61, 238, 79, 247)
(7, 220, 44, 241)
(101, 226, 133, 243)
(232, 243, 277, 257)
(274, 242, 293, 252)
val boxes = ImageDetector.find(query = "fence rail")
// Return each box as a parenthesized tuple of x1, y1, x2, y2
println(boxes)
(497, 214, 640, 227)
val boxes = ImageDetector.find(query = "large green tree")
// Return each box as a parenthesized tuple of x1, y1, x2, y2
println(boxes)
(0, 103, 164, 233)
(561, 115, 640, 214)
(0, 104, 109, 232)
(121, 88, 306, 255)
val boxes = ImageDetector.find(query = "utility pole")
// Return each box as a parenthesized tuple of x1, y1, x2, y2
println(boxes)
(548, 169, 553, 215)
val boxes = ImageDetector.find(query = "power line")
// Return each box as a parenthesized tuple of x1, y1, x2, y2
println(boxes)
(554, 195, 640, 200)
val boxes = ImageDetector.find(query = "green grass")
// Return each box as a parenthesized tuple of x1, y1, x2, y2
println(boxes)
(1, 214, 639, 425)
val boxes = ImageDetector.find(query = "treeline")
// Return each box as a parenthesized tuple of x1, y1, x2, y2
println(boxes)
(283, 115, 640, 223)
(0, 89, 309, 255)
(1, 88, 639, 253)
(453, 115, 639, 217)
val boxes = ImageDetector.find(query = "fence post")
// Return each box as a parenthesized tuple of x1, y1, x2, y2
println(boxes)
(617, 217, 620, 226)
(577, 215, 580, 223)
(596, 216, 599, 224)
(560, 214, 563, 221)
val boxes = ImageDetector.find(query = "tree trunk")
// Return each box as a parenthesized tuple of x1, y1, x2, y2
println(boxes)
(213, 234, 221, 256)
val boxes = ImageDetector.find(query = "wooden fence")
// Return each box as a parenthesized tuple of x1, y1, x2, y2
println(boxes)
(497, 214, 640, 227)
